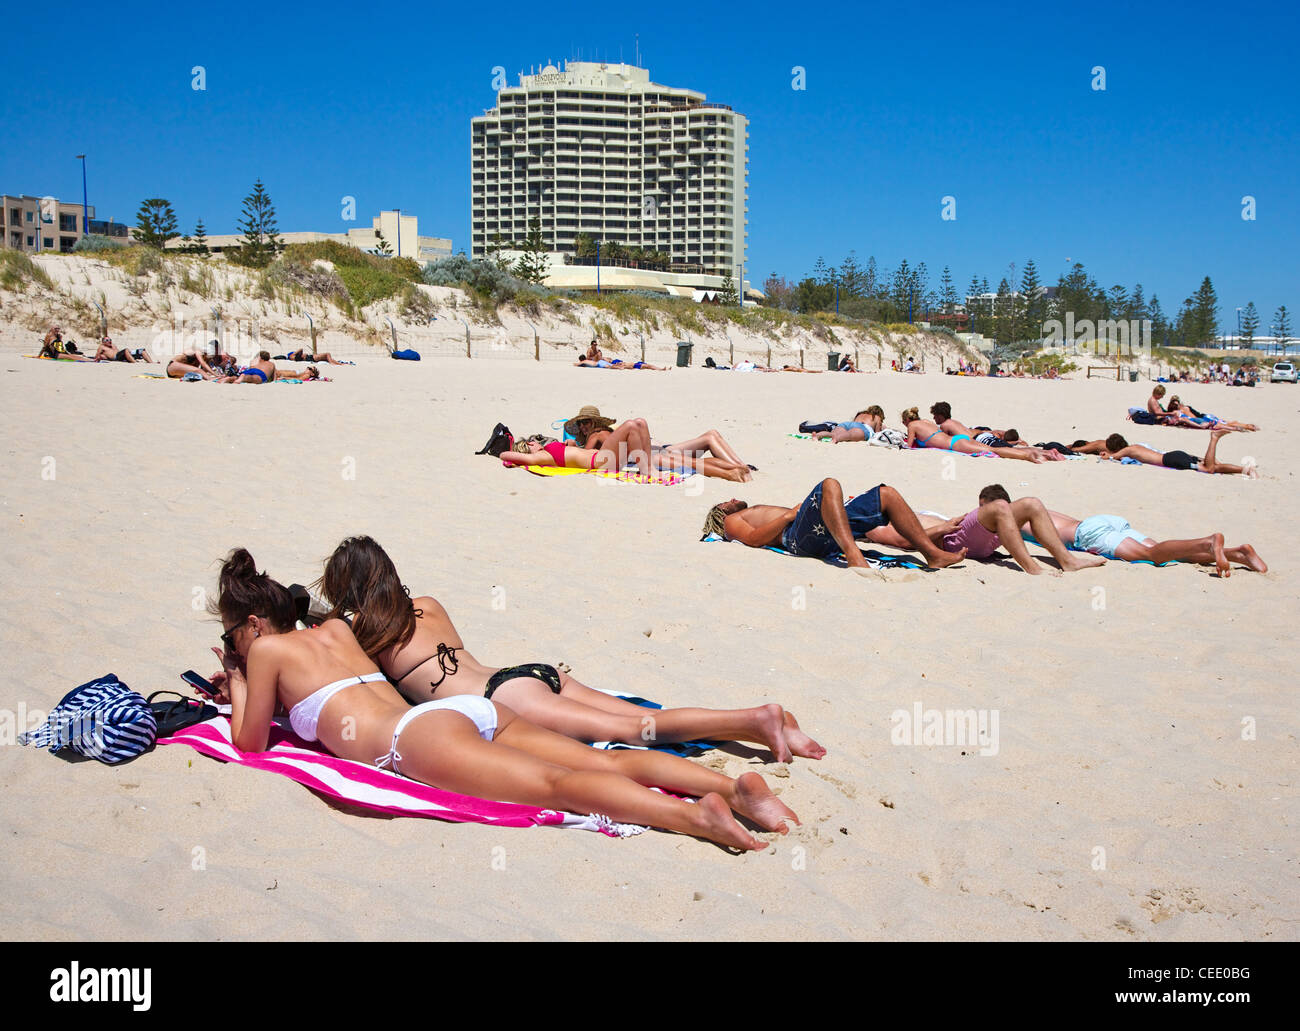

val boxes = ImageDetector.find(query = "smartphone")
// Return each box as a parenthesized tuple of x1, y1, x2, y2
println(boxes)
(180, 669, 218, 698)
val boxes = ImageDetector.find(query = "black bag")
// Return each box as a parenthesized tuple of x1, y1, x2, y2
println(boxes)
(475, 423, 514, 457)
(1129, 410, 1157, 425)
(147, 692, 218, 736)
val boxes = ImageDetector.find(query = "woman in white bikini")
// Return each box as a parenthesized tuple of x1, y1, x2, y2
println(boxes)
(317, 536, 824, 763)
(208, 548, 796, 850)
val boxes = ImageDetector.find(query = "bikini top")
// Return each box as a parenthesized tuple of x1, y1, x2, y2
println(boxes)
(395, 642, 460, 689)
(288, 672, 387, 742)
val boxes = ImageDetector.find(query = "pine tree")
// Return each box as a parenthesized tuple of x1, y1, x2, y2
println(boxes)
(838, 251, 864, 298)
(192, 219, 209, 256)
(373, 227, 393, 256)
(940, 267, 957, 314)
(237, 179, 281, 268)
(1240, 301, 1259, 348)
(1018, 259, 1042, 340)
(812, 256, 833, 285)
(134, 198, 179, 249)
(1191, 276, 1219, 345)
(1128, 284, 1145, 321)
(514, 216, 550, 284)
(1274, 305, 1292, 350)
(1149, 294, 1167, 343)
(890, 260, 912, 315)
(718, 271, 739, 306)
(1107, 285, 1128, 321)
(864, 256, 879, 298)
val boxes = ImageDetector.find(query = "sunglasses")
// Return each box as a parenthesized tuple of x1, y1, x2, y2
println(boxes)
(220, 627, 237, 649)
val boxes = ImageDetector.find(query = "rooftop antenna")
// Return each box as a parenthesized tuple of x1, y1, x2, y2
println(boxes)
(635, 34, 640, 67)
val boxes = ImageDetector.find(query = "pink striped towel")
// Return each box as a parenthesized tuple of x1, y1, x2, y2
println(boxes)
(160, 717, 643, 836)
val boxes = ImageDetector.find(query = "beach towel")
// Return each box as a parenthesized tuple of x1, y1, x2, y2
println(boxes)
(23, 354, 87, 362)
(590, 693, 716, 757)
(701, 533, 929, 570)
(525, 465, 688, 486)
(158, 716, 644, 836)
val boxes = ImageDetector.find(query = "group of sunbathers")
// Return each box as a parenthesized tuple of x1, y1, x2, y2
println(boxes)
(38, 326, 156, 364)
(166, 346, 327, 382)
(499, 405, 758, 482)
(203, 537, 821, 850)
(705, 479, 1267, 577)
(1140, 386, 1259, 430)
(575, 341, 670, 371)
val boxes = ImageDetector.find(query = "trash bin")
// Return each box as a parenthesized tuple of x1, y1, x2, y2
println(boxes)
(1128, 370, 1139, 382)
(827, 351, 841, 371)
(988, 362, 999, 376)
(676, 342, 693, 367)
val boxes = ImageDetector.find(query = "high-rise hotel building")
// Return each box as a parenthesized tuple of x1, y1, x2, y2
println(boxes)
(471, 62, 747, 279)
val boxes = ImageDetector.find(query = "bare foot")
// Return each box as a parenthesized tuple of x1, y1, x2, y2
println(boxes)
(752, 703, 793, 764)
(782, 711, 826, 760)
(694, 791, 765, 851)
(925, 546, 966, 569)
(1235, 543, 1268, 573)
(1061, 553, 1107, 572)
(1211, 533, 1229, 578)
(730, 771, 799, 835)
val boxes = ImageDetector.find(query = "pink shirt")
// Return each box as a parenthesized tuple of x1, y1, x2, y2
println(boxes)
(943, 509, 1001, 559)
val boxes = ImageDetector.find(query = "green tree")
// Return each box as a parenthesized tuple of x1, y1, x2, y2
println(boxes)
(191, 219, 209, 256)
(1190, 276, 1219, 345)
(1149, 294, 1167, 343)
(373, 227, 393, 257)
(1018, 259, 1042, 340)
(718, 271, 739, 306)
(1273, 305, 1292, 351)
(940, 266, 957, 314)
(134, 198, 179, 248)
(486, 232, 514, 271)
(514, 216, 550, 284)
(236, 179, 281, 268)
(838, 251, 865, 298)
(1240, 301, 1259, 348)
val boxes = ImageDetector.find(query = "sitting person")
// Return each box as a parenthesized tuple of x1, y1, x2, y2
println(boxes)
(806, 406, 885, 443)
(167, 351, 220, 379)
(901, 408, 1059, 463)
(221, 351, 276, 384)
(1018, 511, 1267, 577)
(837, 355, 861, 373)
(208, 549, 797, 851)
(318, 536, 824, 761)
(93, 336, 154, 363)
(864, 484, 1105, 576)
(701, 479, 967, 572)
(1073, 430, 1258, 476)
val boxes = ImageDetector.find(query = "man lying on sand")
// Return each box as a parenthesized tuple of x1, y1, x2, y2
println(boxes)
(701, 478, 967, 572)
(1073, 429, 1258, 476)
(93, 336, 155, 363)
(1018, 511, 1268, 577)
(569, 406, 754, 481)
(861, 484, 1106, 576)
(220, 351, 276, 384)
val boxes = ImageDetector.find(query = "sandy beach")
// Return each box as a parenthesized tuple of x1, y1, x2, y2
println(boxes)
(1, 351, 1295, 941)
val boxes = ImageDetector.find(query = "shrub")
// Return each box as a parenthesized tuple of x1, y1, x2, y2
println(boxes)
(400, 284, 438, 324)
(72, 234, 126, 253)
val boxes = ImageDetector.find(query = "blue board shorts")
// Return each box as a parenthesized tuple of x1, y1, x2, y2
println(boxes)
(1074, 515, 1148, 558)
(837, 421, 873, 439)
(781, 483, 885, 559)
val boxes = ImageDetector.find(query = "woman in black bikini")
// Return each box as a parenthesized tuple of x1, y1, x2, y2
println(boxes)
(317, 536, 825, 763)
(210, 547, 797, 851)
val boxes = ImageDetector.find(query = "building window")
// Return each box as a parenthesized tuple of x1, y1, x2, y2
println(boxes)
(26, 211, 34, 223)
(60, 214, 78, 232)
(26, 235, 34, 247)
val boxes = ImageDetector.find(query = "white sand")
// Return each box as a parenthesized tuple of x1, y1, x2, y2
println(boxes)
(0, 344, 1295, 941)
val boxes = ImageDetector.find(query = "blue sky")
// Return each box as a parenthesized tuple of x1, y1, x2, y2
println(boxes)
(3, 0, 1295, 328)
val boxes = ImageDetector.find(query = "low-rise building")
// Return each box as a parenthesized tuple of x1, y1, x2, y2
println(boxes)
(166, 211, 452, 261)
(1, 194, 129, 253)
